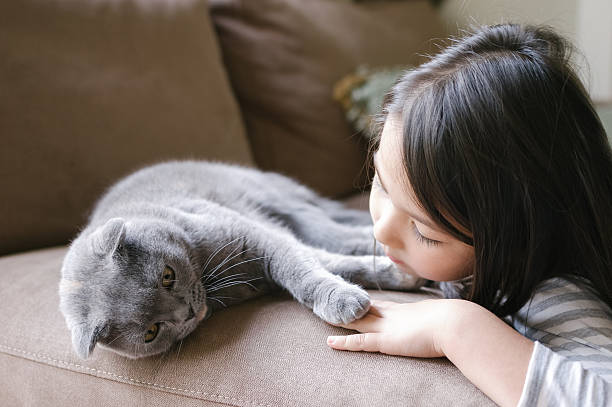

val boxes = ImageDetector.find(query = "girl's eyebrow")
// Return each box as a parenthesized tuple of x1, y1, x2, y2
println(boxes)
(372, 152, 440, 231)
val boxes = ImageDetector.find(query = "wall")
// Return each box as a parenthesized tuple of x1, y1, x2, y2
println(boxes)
(439, 0, 612, 104)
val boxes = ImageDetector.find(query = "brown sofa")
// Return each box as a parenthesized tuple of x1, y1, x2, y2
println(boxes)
(0, 0, 495, 405)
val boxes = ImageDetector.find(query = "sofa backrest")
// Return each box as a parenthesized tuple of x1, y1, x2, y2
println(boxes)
(210, 0, 447, 198)
(0, 0, 253, 256)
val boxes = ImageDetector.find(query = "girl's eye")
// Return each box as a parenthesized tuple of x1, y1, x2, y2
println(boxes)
(144, 323, 160, 343)
(161, 266, 175, 288)
(412, 224, 441, 247)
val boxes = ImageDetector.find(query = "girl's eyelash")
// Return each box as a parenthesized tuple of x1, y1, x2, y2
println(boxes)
(373, 172, 439, 247)
(412, 224, 441, 247)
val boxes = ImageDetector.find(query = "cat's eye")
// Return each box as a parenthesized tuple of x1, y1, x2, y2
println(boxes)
(161, 266, 175, 288)
(144, 323, 160, 343)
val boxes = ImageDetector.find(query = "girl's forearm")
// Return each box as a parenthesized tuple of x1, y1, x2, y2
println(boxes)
(437, 300, 535, 407)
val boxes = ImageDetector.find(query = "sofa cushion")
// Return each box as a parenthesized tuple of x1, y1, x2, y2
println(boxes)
(0, 246, 495, 406)
(0, 0, 253, 256)
(209, 0, 447, 197)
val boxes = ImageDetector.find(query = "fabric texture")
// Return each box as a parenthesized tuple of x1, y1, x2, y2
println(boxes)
(209, 0, 446, 197)
(510, 278, 612, 406)
(0, 0, 253, 256)
(0, 245, 496, 406)
(518, 342, 610, 406)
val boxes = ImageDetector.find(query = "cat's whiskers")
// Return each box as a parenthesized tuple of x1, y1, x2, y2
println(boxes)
(175, 338, 184, 362)
(206, 276, 265, 293)
(206, 272, 249, 287)
(163, 320, 179, 329)
(153, 344, 171, 373)
(200, 236, 246, 277)
(208, 294, 236, 302)
(198, 244, 244, 289)
(202, 246, 255, 283)
(106, 331, 130, 346)
(206, 275, 258, 291)
(205, 256, 271, 288)
(207, 296, 228, 307)
(207, 294, 238, 308)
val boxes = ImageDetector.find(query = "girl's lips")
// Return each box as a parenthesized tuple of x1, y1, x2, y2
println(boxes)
(385, 248, 405, 265)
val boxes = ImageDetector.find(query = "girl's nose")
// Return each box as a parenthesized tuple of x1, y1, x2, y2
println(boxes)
(373, 205, 404, 250)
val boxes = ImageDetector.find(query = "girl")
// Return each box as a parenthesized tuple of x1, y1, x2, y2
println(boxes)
(326, 23, 612, 407)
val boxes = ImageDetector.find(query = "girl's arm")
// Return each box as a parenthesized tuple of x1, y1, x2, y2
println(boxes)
(439, 300, 534, 406)
(327, 299, 534, 407)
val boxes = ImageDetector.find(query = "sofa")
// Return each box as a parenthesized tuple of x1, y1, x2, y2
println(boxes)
(0, 0, 496, 405)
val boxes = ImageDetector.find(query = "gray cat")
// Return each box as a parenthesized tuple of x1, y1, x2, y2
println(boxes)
(59, 161, 424, 359)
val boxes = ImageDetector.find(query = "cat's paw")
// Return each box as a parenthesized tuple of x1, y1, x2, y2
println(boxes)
(312, 283, 371, 325)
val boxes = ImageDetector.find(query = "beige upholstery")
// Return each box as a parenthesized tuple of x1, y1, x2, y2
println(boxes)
(0, 0, 253, 256)
(0, 0, 496, 405)
(210, 0, 446, 197)
(0, 247, 494, 406)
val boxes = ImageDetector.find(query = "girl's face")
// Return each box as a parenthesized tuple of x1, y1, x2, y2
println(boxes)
(369, 118, 475, 281)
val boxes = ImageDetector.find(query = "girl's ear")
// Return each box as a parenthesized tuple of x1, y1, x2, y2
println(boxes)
(71, 321, 107, 359)
(90, 218, 126, 257)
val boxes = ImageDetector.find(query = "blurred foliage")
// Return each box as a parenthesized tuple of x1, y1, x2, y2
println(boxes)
(333, 65, 407, 140)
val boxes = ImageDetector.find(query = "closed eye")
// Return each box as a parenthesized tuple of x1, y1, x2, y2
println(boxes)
(412, 223, 441, 247)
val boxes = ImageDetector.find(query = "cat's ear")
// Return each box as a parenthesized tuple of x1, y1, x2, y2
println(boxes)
(91, 218, 126, 257)
(72, 321, 107, 359)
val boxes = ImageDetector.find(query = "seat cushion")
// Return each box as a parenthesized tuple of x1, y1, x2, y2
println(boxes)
(209, 0, 447, 197)
(0, 246, 495, 406)
(0, 0, 253, 256)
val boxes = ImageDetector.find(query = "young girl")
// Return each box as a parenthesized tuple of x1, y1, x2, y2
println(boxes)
(326, 23, 612, 407)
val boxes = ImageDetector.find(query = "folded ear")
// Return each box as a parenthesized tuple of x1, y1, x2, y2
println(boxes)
(71, 322, 107, 359)
(90, 218, 126, 257)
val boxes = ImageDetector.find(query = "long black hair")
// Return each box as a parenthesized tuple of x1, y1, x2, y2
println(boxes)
(379, 23, 612, 317)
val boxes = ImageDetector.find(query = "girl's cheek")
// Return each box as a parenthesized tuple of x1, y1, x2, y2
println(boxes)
(404, 246, 452, 281)
(404, 249, 426, 277)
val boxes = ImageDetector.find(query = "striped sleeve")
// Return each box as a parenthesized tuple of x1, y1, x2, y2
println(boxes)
(518, 341, 611, 406)
(510, 278, 612, 406)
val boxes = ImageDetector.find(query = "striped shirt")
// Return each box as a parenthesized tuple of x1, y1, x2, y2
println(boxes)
(506, 278, 612, 406)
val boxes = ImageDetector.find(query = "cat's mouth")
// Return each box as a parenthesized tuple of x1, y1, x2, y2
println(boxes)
(196, 304, 211, 322)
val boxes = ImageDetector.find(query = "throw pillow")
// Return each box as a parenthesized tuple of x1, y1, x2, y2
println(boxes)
(210, 0, 446, 197)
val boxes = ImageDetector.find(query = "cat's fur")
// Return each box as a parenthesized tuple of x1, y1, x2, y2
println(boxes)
(59, 161, 424, 359)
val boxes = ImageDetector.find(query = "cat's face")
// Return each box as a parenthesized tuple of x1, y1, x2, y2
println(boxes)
(59, 218, 210, 359)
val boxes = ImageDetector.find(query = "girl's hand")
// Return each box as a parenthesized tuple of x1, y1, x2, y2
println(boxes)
(326, 299, 455, 358)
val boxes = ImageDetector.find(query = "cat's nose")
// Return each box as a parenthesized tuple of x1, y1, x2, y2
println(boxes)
(185, 305, 195, 321)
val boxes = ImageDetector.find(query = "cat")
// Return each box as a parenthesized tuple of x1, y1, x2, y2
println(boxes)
(59, 160, 424, 359)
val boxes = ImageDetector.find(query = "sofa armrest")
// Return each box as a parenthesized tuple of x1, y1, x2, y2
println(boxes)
(0, 247, 494, 406)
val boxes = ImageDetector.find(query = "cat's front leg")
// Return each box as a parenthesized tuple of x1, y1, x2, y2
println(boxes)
(190, 209, 372, 325)
(311, 248, 427, 291)
(260, 243, 372, 325)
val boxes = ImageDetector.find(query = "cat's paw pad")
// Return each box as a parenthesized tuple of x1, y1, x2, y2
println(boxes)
(313, 284, 371, 325)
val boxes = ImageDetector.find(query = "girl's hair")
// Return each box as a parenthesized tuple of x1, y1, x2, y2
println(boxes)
(379, 23, 612, 317)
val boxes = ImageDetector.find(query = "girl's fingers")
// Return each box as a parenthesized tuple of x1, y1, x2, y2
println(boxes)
(368, 304, 384, 317)
(339, 313, 383, 333)
(327, 333, 382, 352)
(370, 299, 399, 308)
(367, 299, 399, 317)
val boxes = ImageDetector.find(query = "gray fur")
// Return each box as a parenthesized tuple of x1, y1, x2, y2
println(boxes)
(59, 161, 424, 359)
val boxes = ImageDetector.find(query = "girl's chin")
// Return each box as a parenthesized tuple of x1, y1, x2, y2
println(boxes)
(392, 261, 422, 278)
(393, 262, 449, 281)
